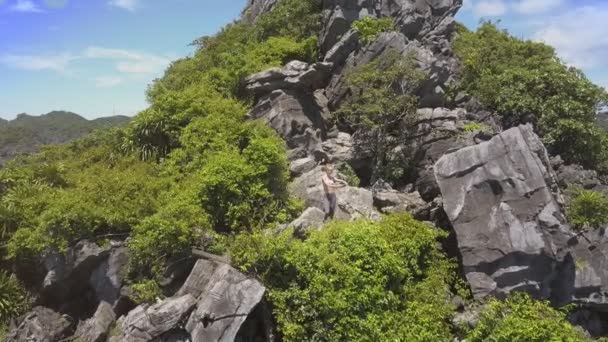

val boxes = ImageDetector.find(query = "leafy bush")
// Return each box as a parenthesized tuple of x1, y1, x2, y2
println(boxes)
(231, 214, 460, 341)
(4, 147, 166, 260)
(567, 187, 608, 229)
(195, 129, 291, 232)
(454, 22, 608, 170)
(132, 24, 318, 160)
(467, 293, 590, 342)
(544, 119, 608, 172)
(352, 17, 394, 43)
(131, 279, 163, 304)
(0, 271, 30, 324)
(338, 163, 360, 187)
(129, 188, 209, 273)
(253, 0, 323, 41)
(462, 122, 487, 133)
(336, 51, 424, 183)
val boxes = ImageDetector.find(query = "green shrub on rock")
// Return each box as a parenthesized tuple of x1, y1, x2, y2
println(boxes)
(0, 271, 30, 324)
(336, 51, 424, 183)
(131, 279, 163, 304)
(467, 293, 590, 342)
(254, 0, 323, 41)
(231, 214, 459, 341)
(567, 187, 608, 229)
(352, 17, 395, 43)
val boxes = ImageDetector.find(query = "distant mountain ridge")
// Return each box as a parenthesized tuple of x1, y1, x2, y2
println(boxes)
(0, 111, 130, 165)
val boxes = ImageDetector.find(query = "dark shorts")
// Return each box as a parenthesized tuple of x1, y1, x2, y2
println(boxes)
(324, 192, 337, 220)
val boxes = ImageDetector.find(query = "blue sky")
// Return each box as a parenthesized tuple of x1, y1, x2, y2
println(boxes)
(0, 0, 606, 120)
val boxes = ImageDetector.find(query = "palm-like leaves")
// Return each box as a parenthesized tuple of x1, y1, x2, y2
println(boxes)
(0, 271, 30, 324)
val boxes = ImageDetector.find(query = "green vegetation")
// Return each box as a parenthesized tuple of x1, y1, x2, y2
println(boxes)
(462, 122, 488, 133)
(567, 187, 608, 229)
(338, 163, 360, 187)
(253, 0, 323, 40)
(0, 2, 601, 340)
(336, 51, 424, 183)
(467, 293, 590, 342)
(454, 22, 608, 171)
(352, 17, 394, 43)
(231, 214, 461, 341)
(0, 270, 30, 325)
(131, 279, 163, 304)
(0, 0, 320, 289)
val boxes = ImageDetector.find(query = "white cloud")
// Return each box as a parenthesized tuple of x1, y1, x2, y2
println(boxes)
(109, 0, 138, 11)
(94, 76, 123, 87)
(514, 0, 564, 14)
(473, 0, 507, 17)
(0, 53, 75, 72)
(44, 0, 68, 9)
(84, 47, 142, 60)
(533, 6, 608, 69)
(84, 46, 170, 75)
(10, 0, 44, 12)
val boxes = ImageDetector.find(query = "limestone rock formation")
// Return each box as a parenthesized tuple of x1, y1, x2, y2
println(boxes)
(7, 307, 72, 342)
(290, 157, 317, 176)
(242, 0, 277, 23)
(319, 0, 463, 54)
(248, 89, 329, 155)
(111, 294, 197, 342)
(289, 207, 326, 236)
(434, 125, 570, 299)
(42, 240, 110, 306)
(89, 244, 131, 314)
(74, 301, 116, 342)
(372, 180, 427, 217)
(180, 259, 267, 342)
(245, 61, 333, 97)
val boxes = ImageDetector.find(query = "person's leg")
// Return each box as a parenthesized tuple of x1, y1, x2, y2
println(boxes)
(328, 193, 337, 220)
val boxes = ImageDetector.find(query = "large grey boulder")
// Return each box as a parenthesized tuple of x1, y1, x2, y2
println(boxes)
(111, 295, 197, 342)
(89, 244, 130, 314)
(323, 29, 360, 65)
(290, 167, 380, 221)
(179, 259, 267, 342)
(321, 132, 355, 165)
(290, 157, 317, 176)
(74, 301, 116, 342)
(7, 307, 72, 342)
(42, 240, 110, 305)
(289, 207, 326, 236)
(248, 89, 329, 154)
(434, 125, 571, 299)
(372, 183, 427, 217)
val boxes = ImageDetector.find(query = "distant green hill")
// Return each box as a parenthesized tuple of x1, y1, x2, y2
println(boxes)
(0, 111, 130, 165)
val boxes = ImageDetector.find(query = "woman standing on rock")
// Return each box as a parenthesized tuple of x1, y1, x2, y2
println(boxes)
(321, 163, 348, 221)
